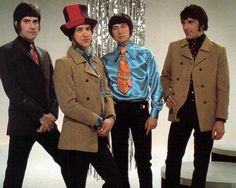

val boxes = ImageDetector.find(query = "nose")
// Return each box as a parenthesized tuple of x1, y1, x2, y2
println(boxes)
(29, 22, 36, 29)
(83, 30, 90, 37)
(119, 27, 124, 34)
(182, 23, 188, 31)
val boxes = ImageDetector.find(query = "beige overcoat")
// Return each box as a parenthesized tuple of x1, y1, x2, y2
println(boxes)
(161, 36, 229, 132)
(54, 47, 115, 152)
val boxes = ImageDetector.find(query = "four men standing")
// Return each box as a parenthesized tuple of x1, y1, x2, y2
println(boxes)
(0, 2, 230, 188)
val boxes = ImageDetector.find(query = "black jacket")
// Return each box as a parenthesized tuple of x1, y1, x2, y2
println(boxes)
(0, 36, 58, 136)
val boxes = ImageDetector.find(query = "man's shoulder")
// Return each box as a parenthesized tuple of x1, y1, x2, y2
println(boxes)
(206, 37, 225, 49)
(169, 38, 186, 46)
(129, 44, 154, 59)
(0, 41, 14, 51)
(134, 45, 152, 53)
(103, 49, 116, 56)
(35, 45, 48, 54)
(102, 50, 116, 63)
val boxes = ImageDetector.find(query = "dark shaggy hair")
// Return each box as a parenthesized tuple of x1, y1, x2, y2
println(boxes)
(180, 4, 208, 31)
(108, 13, 133, 38)
(13, 1, 41, 34)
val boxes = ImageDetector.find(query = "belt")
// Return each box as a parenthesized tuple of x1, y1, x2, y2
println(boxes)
(114, 99, 148, 109)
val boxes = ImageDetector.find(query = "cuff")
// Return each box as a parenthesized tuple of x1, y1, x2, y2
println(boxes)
(216, 118, 226, 123)
(106, 114, 116, 121)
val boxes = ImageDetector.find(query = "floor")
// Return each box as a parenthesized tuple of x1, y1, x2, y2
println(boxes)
(0, 109, 194, 188)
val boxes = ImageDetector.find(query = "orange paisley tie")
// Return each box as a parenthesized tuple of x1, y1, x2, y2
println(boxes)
(117, 47, 132, 94)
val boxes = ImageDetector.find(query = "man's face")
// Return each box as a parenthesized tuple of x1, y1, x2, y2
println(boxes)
(181, 18, 203, 39)
(112, 23, 130, 46)
(72, 24, 92, 50)
(18, 16, 39, 42)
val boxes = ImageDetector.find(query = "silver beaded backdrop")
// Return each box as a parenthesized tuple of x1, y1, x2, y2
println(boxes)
(87, 0, 146, 58)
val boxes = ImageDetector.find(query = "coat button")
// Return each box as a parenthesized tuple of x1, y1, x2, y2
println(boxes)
(86, 79, 89, 82)
(203, 101, 207, 104)
(176, 78, 179, 81)
(86, 97, 90, 100)
(180, 62, 183, 65)
(199, 68, 202, 71)
(201, 85, 204, 88)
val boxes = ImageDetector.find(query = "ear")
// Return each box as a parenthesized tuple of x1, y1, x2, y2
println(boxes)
(198, 25, 204, 32)
(14, 21, 18, 27)
(201, 24, 205, 30)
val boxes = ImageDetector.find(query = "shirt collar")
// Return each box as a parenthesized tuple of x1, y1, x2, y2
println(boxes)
(187, 33, 206, 48)
(73, 44, 93, 62)
(18, 35, 34, 52)
(114, 42, 136, 62)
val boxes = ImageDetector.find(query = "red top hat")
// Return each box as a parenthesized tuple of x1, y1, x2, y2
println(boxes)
(60, 4, 97, 36)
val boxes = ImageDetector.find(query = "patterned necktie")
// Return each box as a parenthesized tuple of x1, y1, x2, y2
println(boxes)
(30, 44, 39, 64)
(117, 47, 132, 94)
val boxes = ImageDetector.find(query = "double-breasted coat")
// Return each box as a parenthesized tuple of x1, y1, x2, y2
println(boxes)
(0, 37, 58, 136)
(54, 47, 115, 152)
(161, 36, 229, 132)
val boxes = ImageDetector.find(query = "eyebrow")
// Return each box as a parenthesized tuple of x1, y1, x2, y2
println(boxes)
(22, 18, 38, 21)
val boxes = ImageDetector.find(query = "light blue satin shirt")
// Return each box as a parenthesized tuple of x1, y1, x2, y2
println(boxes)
(102, 42, 163, 118)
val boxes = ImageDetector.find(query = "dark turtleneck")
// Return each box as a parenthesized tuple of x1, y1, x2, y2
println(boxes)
(187, 33, 206, 59)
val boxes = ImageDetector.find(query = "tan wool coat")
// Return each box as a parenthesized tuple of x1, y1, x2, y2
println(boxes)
(161, 36, 229, 132)
(54, 47, 115, 152)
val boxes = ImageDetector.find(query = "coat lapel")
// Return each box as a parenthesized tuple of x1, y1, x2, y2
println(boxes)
(67, 46, 98, 77)
(84, 60, 98, 77)
(194, 36, 211, 65)
(14, 37, 39, 65)
(35, 46, 44, 64)
(180, 37, 212, 65)
(180, 40, 193, 60)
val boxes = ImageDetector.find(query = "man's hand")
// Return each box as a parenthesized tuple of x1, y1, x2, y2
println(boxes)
(37, 125, 48, 133)
(165, 95, 177, 109)
(212, 121, 225, 140)
(97, 117, 115, 137)
(38, 113, 56, 132)
(145, 117, 157, 135)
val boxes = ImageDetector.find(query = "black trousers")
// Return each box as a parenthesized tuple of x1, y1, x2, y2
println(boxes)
(3, 129, 67, 188)
(165, 101, 214, 188)
(64, 137, 122, 188)
(112, 101, 152, 188)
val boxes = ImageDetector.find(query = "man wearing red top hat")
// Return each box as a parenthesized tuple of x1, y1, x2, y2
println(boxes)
(53, 4, 122, 188)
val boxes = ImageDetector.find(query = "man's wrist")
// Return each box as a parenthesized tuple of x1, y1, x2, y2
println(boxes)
(216, 118, 226, 123)
(106, 114, 116, 122)
(95, 117, 103, 130)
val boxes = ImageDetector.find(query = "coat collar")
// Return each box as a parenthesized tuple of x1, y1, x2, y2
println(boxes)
(67, 46, 98, 77)
(180, 36, 212, 64)
(195, 36, 212, 64)
(13, 37, 42, 66)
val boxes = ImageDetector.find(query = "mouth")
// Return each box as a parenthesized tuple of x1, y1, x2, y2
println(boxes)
(118, 36, 126, 39)
(29, 32, 37, 35)
(82, 39, 91, 43)
(185, 30, 192, 35)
